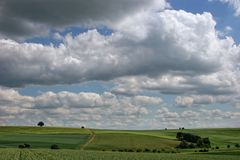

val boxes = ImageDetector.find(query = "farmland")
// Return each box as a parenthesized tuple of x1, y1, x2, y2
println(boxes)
(0, 149, 240, 160)
(0, 126, 91, 149)
(0, 126, 240, 159)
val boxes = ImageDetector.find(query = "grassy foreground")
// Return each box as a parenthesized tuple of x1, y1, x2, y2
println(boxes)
(0, 149, 240, 160)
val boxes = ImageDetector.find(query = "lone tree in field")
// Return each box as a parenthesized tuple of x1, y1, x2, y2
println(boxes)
(37, 121, 44, 127)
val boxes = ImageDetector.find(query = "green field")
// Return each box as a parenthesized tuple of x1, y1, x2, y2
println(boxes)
(0, 126, 240, 159)
(0, 126, 91, 149)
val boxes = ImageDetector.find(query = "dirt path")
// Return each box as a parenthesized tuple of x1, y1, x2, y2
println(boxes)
(81, 129, 96, 150)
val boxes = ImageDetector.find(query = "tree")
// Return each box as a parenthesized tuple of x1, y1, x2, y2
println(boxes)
(196, 139, 203, 147)
(37, 121, 44, 127)
(227, 145, 230, 148)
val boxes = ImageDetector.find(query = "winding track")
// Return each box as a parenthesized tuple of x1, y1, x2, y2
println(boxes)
(81, 128, 96, 150)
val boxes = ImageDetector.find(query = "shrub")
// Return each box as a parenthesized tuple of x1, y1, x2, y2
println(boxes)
(215, 146, 219, 149)
(178, 141, 188, 149)
(189, 143, 195, 148)
(24, 144, 30, 148)
(171, 150, 176, 153)
(235, 144, 240, 148)
(144, 148, 150, 152)
(136, 149, 142, 152)
(152, 149, 157, 153)
(51, 144, 60, 149)
(128, 149, 134, 152)
(227, 145, 230, 148)
(18, 145, 25, 149)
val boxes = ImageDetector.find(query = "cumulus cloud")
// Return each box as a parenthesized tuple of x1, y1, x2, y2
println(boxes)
(155, 107, 240, 128)
(0, 87, 239, 128)
(174, 95, 231, 107)
(1, 10, 237, 88)
(0, 0, 168, 38)
(0, 88, 155, 128)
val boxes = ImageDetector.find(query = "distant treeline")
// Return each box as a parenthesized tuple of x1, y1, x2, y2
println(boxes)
(176, 132, 211, 149)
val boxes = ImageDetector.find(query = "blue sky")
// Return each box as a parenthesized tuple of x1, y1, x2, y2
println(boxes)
(0, 0, 240, 129)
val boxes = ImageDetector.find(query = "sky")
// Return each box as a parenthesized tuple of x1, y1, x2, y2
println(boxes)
(0, 0, 240, 129)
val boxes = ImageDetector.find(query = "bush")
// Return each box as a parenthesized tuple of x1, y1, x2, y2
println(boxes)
(24, 144, 30, 148)
(235, 144, 240, 148)
(171, 150, 176, 153)
(215, 146, 219, 149)
(152, 149, 157, 153)
(136, 149, 142, 152)
(144, 148, 150, 152)
(189, 143, 195, 148)
(18, 145, 25, 149)
(227, 145, 230, 148)
(128, 149, 134, 152)
(199, 149, 208, 152)
(51, 144, 60, 149)
(177, 141, 188, 149)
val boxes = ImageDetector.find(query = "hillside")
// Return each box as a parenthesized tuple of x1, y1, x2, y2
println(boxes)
(0, 126, 240, 151)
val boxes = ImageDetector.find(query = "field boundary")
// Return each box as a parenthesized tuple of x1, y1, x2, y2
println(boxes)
(81, 129, 96, 150)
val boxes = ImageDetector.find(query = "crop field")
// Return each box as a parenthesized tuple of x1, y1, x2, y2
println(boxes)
(85, 133, 179, 151)
(93, 128, 240, 148)
(0, 127, 240, 159)
(0, 149, 240, 160)
(0, 126, 91, 149)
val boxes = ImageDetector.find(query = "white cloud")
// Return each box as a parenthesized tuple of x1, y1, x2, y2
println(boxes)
(220, 0, 240, 16)
(0, 88, 152, 128)
(1, 10, 238, 88)
(0, 87, 239, 128)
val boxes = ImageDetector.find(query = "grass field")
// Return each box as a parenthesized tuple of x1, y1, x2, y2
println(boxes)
(0, 149, 240, 160)
(0, 126, 91, 149)
(92, 128, 240, 149)
(0, 126, 240, 159)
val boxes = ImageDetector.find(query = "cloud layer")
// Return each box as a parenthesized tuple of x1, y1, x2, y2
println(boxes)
(1, 10, 239, 88)
(0, 87, 239, 129)
(0, 0, 167, 38)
